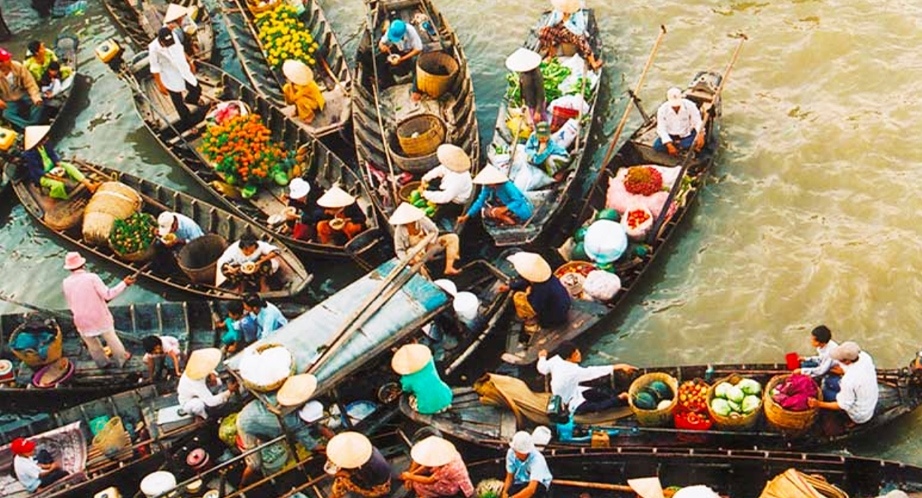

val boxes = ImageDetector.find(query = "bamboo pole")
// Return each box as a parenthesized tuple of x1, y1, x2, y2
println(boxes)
(553, 478, 634, 492)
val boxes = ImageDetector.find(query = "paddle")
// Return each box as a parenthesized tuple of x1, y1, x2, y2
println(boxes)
(363, 7, 401, 208)
(645, 33, 747, 245)
(552, 479, 633, 492)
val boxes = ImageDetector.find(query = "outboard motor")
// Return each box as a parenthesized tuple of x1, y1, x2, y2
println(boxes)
(95, 39, 125, 73)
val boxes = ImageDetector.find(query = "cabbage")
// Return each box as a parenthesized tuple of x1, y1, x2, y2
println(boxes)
(738, 378, 762, 396)
(710, 398, 731, 417)
(742, 395, 761, 414)
(714, 382, 732, 399)
(726, 385, 745, 404)
(727, 400, 742, 413)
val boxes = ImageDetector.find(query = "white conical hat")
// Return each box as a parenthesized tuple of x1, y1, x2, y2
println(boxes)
(276, 373, 318, 407)
(551, 0, 581, 14)
(437, 144, 471, 173)
(283, 59, 314, 86)
(326, 432, 373, 469)
(185, 348, 222, 381)
(628, 477, 665, 498)
(163, 4, 189, 24)
(391, 343, 432, 375)
(24, 125, 51, 150)
(388, 202, 426, 225)
(472, 165, 508, 185)
(506, 252, 552, 283)
(410, 436, 458, 468)
(505, 47, 542, 73)
(317, 186, 356, 208)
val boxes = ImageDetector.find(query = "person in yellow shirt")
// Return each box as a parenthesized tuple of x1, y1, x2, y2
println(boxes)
(24, 40, 71, 84)
(282, 59, 324, 124)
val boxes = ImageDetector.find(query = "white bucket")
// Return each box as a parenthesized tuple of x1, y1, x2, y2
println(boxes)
(531, 426, 552, 448)
(433, 279, 458, 296)
(140, 471, 176, 497)
(453, 291, 479, 324)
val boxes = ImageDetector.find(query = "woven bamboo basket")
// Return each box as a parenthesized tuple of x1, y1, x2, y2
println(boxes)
(706, 374, 762, 431)
(245, 0, 281, 15)
(415, 51, 459, 99)
(763, 374, 822, 436)
(396, 114, 446, 158)
(178, 234, 228, 283)
(9, 320, 63, 369)
(239, 343, 295, 392)
(628, 372, 678, 427)
(113, 243, 155, 263)
(83, 182, 142, 247)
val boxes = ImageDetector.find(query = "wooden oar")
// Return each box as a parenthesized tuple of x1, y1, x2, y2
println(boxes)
(363, 8, 401, 207)
(552, 479, 634, 492)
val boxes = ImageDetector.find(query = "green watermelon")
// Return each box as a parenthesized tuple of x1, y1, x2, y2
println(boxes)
(571, 242, 589, 261)
(648, 380, 673, 402)
(634, 391, 657, 410)
(573, 226, 589, 243)
(596, 208, 620, 222)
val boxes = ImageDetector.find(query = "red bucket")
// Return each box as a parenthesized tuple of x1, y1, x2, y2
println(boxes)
(550, 106, 580, 132)
(785, 352, 800, 370)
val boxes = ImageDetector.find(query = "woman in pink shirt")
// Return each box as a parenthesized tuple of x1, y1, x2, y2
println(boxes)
(401, 436, 474, 498)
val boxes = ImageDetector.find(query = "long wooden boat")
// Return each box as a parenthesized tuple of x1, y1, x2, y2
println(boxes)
(220, 0, 352, 138)
(101, 0, 214, 61)
(501, 71, 723, 366)
(43, 34, 81, 132)
(481, 9, 604, 248)
(353, 0, 479, 235)
(6, 158, 312, 300)
(107, 48, 387, 268)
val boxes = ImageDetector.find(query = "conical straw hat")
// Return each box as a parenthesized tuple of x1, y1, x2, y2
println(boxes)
(24, 125, 50, 151)
(505, 47, 542, 73)
(388, 202, 426, 225)
(283, 59, 314, 86)
(628, 477, 665, 498)
(472, 165, 508, 185)
(185, 348, 222, 381)
(391, 343, 432, 375)
(507, 252, 552, 283)
(326, 432, 373, 469)
(410, 436, 457, 468)
(551, 0, 581, 14)
(437, 144, 471, 172)
(276, 373, 318, 407)
(163, 4, 189, 23)
(317, 186, 356, 208)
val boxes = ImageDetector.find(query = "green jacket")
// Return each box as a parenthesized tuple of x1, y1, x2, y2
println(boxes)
(401, 358, 453, 414)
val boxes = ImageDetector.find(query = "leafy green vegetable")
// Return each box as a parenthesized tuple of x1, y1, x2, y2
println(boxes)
(742, 395, 761, 414)
(711, 398, 731, 417)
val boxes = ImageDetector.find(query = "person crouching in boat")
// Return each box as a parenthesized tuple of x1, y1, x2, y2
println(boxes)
(215, 300, 258, 354)
(654, 87, 704, 156)
(419, 144, 474, 221)
(0, 46, 44, 131)
(216, 232, 282, 293)
(283, 177, 324, 241)
(177, 347, 237, 420)
(502, 431, 553, 498)
(401, 436, 474, 498)
(157, 211, 204, 252)
(808, 341, 879, 427)
(24, 40, 72, 93)
(242, 293, 287, 340)
(538, 0, 602, 70)
(376, 19, 424, 100)
(326, 432, 393, 498)
(457, 165, 533, 227)
(142, 334, 183, 381)
(502, 252, 571, 334)
(792, 325, 842, 400)
(525, 121, 569, 179)
(22, 125, 96, 200)
(392, 343, 453, 414)
(315, 185, 367, 245)
(506, 47, 546, 126)
(538, 341, 636, 415)
(390, 202, 462, 276)
(282, 59, 325, 124)
(12, 438, 67, 492)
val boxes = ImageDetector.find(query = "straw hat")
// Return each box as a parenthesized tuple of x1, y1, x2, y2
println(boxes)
(437, 144, 471, 173)
(472, 165, 508, 185)
(628, 477, 665, 498)
(667, 87, 683, 107)
(157, 212, 177, 237)
(289, 178, 311, 199)
(391, 343, 432, 375)
(276, 373, 318, 407)
(24, 125, 50, 151)
(63, 251, 86, 270)
(505, 47, 542, 73)
(507, 252, 552, 283)
(410, 436, 458, 468)
(388, 202, 426, 225)
(283, 59, 314, 86)
(317, 186, 356, 208)
(551, 0, 581, 14)
(185, 348, 222, 381)
(326, 432, 373, 469)
(163, 4, 190, 24)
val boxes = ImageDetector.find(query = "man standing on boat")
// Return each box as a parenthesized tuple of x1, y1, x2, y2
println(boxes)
(0, 47, 44, 131)
(148, 26, 202, 126)
(653, 87, 704, 156)
(377, 19, 424, 100)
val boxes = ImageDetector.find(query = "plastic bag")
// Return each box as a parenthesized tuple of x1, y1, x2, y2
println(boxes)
(509, 145, 555, 192)
(583, 270, 621, 302)
(551, 119, 580, 149)
(548, 94, 590, 116)
(621, 207, 653, 241)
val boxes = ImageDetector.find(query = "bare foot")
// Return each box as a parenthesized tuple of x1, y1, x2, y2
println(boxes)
(444, 267, 462, 276)
(411, 92, 423, 102)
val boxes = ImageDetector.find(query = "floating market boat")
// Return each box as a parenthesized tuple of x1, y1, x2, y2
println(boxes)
(481, 8, 604, 248)
(353, 0, 480, 235)
(101, 0, 214, 61)
(400, 360, 922, 451)
(6, 158, 312, 300)
(220, 0, 352, 138)
(105, 46, 387, 269)
(501, 70, 723, 366)
(43, 34, 81, 132)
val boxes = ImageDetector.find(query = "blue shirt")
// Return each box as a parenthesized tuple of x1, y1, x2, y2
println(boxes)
(505, 449, 552, 489)
(525, 135, 569, 168)
(223, 315, 258, 344)
(466, 182, 534, 221)
(253, 302, 288, 340)
(171, 212, 205, 243)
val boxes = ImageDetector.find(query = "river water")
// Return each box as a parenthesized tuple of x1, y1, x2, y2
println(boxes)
(2, 0, 922, 463)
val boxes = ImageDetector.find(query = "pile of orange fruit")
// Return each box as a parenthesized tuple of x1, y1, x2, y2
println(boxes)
(199, 113, 293, 190)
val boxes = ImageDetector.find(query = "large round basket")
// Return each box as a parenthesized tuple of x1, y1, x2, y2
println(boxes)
(396, 114, 446, 158)
(9, 320, 63, 369)
(415, 51, 459, 99)
(178, 234, 228, 284)
(390, 134, 442, 174)
(706, 374, 762, 431)
(763, 374, 822, 436)
(245, 0, 281, 15)
(83, 182, 142, 247)
(239, 343, 295, 393)
(628, 372, 678, 427)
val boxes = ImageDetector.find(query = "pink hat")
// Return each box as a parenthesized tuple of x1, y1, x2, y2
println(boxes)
(0, 48, 10, 62)
(63, 252, 86, 270)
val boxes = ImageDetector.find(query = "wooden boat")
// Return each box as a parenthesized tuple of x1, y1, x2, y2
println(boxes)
(481, 8, 604, 248)
(219, 0, 352, 138)
(43, 34, 81, 132)
(0, 384, 207, 498)
(353, 0, 480, 235)
(501, 71, 723, 366)
(101, 0, 214, 61)
(6, 158, 312, 300)
(107, 48, 387, 269)
(400, 360, 922, 451)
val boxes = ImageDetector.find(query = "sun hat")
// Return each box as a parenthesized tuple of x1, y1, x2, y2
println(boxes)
(507, 251, 552, 283)
(11, 438, 35, 456)
(551, 0, 581, 14)
(277, 373, 318, 407)
(505, 47, 542, 73)
(388, 202, 426, 225)
(24, 125, 51, 151)
(672, 486, 720, 498)
(437, 144, 471, 173)
(163, 4, 190, 24)
(298, 400, 325, 423)
(0, 48, 10, 62)
(667, 87, 683, 106)
(288, 177, 311, 200)
(472, 164, 508, 185)
(391, 343, 432, 375)
(185, 348, 222, 381)
(317, 186, 356, 209)
(63, 251, 86, 270)
(410, 436, 458, 468)
(387, 20, 408, 43)
(327, 432, 373, 469)
(829, 341, 861, 362)
(282, 59, 314, 86)
(535, 121, 551, 138)
(628, 477, 665, 498)
(157, 212, 177, 237)
(510, 431, 534, 453)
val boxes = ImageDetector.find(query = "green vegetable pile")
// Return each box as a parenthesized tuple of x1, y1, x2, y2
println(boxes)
(710, 378, 762, 418)
(110, 212, 157, 255)
(504, 57, 572, 106)
(408, 189, 437, 218)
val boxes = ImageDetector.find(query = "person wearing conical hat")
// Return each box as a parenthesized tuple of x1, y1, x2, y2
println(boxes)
(216, 232, 282, 293)
(505, 47, 546, 126)
(21, 125, 96, 200)
(392, 343, 453, 414)
(282, 59, 325, 124)
(176, 347, 237, 420)
(538, 0, 602, 70)
(327, 432, 393, 498)
(400, 436, 474, 497)
(0, 46, 44, 131)
(389, 202, 462, 275)
(672, 485, 720, 498)
(316, 185, 367, 245)
(457, 165, 533, 227)
(163, 3, 199, 56)
(654, 87, 704, 156)
(628, 477, 664, 498)
(503, 252, 571, 333)
(525, 120, 570, 178)
(419, 144, 474, 216)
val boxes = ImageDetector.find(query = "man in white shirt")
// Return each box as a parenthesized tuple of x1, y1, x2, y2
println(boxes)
(148, 26, 201, 125)
(177, 348, 237, 420)
(653, 87, 704, 156)
(808, 341, 878, 425)
(420, 144, 473, 219)
(537, 341, 635, 414)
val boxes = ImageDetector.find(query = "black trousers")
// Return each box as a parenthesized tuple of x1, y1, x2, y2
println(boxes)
(168, 80, 202, 125)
